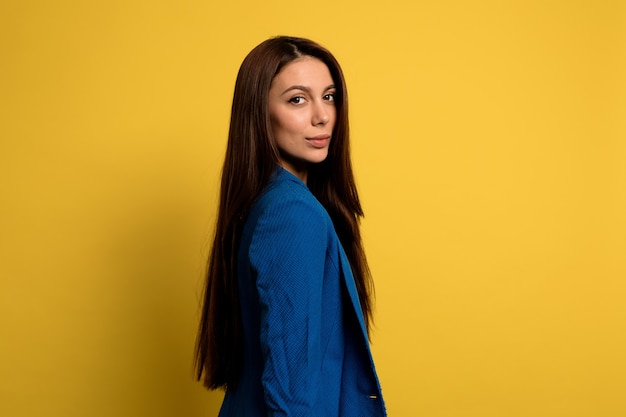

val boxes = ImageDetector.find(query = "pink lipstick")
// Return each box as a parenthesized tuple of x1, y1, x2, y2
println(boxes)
(306, 135, 331, 148)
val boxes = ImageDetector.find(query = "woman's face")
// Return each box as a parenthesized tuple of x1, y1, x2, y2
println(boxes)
(268, 56, 336, 182)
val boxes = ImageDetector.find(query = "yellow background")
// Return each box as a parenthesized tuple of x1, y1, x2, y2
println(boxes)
(1, 0, 625, 416)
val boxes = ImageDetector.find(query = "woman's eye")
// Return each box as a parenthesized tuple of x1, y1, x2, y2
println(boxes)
(289, 96, 305, 104)
(324, 93, 336, 102)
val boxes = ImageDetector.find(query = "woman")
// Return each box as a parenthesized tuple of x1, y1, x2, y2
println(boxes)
(195, 36, 386, 417)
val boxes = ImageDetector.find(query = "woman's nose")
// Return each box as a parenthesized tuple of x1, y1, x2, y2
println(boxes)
(312, 102, 330, 125)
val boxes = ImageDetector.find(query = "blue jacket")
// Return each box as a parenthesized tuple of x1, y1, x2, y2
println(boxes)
(218, 167, 386, 417)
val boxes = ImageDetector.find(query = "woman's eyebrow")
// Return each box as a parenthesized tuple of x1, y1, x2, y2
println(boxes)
(281, 84, 336, 96)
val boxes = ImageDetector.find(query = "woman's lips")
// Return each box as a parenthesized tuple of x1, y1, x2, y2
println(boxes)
(306, 135, 331, 148)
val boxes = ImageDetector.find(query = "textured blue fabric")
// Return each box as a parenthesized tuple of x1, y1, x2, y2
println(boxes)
(218, 167, 386, 417)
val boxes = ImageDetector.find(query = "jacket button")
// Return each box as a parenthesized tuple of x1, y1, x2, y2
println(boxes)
(369, 395, 378, 399)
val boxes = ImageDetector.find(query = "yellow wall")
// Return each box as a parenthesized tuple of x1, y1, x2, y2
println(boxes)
(1, 1, 624, 416)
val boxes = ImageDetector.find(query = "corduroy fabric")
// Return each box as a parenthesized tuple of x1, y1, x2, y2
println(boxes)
(218, 166, 386, 417)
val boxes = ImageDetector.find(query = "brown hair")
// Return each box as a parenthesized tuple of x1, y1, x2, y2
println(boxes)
(195, 36, 374, 390)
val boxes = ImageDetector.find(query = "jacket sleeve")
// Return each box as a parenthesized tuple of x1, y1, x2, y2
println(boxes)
(248, 196, 328, 417)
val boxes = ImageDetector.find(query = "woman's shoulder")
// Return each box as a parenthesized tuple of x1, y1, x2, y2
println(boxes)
(241, 167, 335, 254)
(251, 167, 328, 221)
(259, 168, 319, 205)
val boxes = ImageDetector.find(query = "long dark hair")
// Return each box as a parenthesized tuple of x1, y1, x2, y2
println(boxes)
(195, 36, 374, 390)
